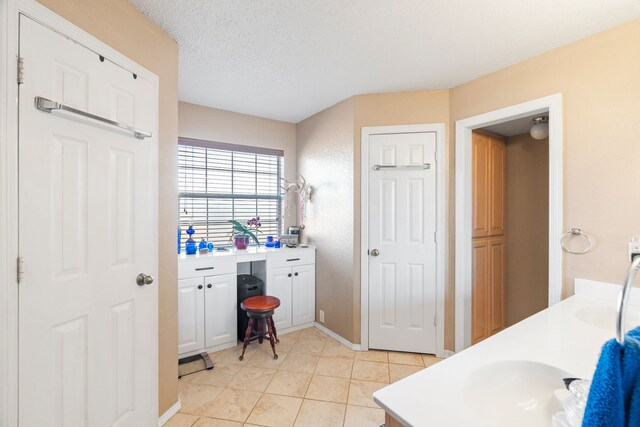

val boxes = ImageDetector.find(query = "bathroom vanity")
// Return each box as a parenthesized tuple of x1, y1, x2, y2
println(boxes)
(177, 246, 316, 356)
(376, 280, 640, 427)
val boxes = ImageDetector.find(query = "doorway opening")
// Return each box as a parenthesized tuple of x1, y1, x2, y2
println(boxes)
(455, 94, 563, 352)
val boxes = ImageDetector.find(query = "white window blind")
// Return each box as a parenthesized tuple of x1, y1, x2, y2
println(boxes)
(178, 137, 284, 247)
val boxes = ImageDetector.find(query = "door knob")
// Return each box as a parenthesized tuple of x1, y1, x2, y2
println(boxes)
(136, 273, 154, 286)
(288, 273, 292, 277)
(294, 272, 298, 276)
(370, 249, 380, 256)
(207, 284, 212, 289)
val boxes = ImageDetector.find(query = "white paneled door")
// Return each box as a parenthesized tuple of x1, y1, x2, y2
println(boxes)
(368, 132, 437, 354)
(18, 17, 157, 427)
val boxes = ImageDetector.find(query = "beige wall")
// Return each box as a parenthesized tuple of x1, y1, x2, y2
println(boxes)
(297, 98, 355, 341)
(451, 18, 640, 300)
(37, 0, 180, 415)
(178, 101, 298, 227)
(504, 133, 549, 326)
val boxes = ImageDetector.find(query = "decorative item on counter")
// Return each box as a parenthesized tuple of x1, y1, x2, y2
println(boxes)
(177, 226, 181, 254)
(207, 242, 214, 252)
(198, 238, 208, 254)
(265, 235, 275, 247)
(280, 233, 299, 248)
(185, 225, 197, 255)
(282, 175, 312, 230)
(274, 238, 281, 248)
(228, 217, 261, 250)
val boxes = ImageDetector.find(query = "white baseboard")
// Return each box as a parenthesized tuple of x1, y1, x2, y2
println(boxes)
(158, 400, 181, 426)
(443, 350, 455, 358)
(314, 322, 361, 351)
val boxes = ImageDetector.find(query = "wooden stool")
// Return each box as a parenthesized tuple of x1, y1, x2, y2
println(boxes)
(239, 295, 280, 360)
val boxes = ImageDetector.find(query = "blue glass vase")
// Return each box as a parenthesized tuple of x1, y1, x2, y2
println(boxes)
(185, 225, 197, 255)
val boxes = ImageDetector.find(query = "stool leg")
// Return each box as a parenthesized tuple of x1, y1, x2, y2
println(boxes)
(258, 318, 264, 344)
(266, 316, 278, 359)
(270, 316, 279, 343)
(239, 318, 254, 361)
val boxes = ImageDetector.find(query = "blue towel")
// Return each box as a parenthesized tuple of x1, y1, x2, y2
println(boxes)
(583, 327, 640, 427)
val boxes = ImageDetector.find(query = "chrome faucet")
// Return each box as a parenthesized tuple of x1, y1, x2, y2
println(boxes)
(616, 256, 640, 344)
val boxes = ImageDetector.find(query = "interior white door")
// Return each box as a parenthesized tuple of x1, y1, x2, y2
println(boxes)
(18, 16, 157, 427)
(267, 267, 293, 330)
(204, 273, 237, 348)
(178, 278, 205, 354)
(368, 132, 437, 354)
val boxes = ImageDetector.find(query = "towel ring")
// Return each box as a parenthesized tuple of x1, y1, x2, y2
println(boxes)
(560, 228, 592, 254)
(616, 257, 640, 344)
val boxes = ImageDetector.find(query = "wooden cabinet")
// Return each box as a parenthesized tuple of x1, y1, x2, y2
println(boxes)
(472, 131, 505, 344)
(472, 132, 505, 238)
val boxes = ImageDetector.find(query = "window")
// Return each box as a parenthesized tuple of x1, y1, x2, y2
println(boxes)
(178, 137, 284, 248)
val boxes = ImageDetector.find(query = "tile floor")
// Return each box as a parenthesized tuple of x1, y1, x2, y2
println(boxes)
(167, 327, 442, 427)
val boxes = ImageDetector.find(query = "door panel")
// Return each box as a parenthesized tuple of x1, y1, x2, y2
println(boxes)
(472, 132, 490, 238)
(18, 16, 157, 426)
(204, 273, 237, 347)
(267, 267, 293, 330)
(178, 278, 205, 354)
(489, 237, 505, 335)
(489, 139, 505, 236)
(292, 264, 315, 326)
(368, 132, 437, 354)
(472, 239, 490, 344)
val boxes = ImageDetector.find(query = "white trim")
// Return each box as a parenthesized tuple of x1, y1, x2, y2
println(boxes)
(454, 94, 563, 353)
(157, 400, 181, 427)
(0, 1, 161, 425)
(314, 322, 362, 351)
(360, 124, 447, 359)
(443, 350, 455, 358)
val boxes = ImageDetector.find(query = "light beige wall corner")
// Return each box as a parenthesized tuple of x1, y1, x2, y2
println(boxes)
(352, 91, 452, 348)
(451, 18, 640, 299)
(178, 102, 298, 227)
(504, 133, 549, 326)
(37, 0, 180, 416)
(297, 98, 355, 342)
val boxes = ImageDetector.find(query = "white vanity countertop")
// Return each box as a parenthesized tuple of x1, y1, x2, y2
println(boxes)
(178, 245, 316, 262)
(374, 280, 640, 427)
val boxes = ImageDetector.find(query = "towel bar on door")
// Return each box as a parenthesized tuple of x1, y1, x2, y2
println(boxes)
(616, 257, 640, 344)
(560, 228, 592, 254)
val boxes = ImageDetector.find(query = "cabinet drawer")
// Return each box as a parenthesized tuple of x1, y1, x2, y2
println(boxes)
(179, 256, 237, 279)
(267, 249, 315, 269)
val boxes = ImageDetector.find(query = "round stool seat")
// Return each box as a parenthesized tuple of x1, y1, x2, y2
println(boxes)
(241, 295, 280, 312)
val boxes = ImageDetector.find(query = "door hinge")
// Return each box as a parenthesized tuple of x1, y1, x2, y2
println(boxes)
(17, 57, 24, 85)
(434, 313, 438, 327)
(17, 257, 24, 283)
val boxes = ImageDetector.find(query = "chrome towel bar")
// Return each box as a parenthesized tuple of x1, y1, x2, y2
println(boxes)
(34, 96, 152, 140)
(372, 163, 431, 171)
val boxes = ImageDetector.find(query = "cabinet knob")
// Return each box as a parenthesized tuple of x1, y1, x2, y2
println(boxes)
(198, 284, 203, 289)
(294, 272, 299, 276)
(207, 284, 212, 289)
(288, 273, 292, 277)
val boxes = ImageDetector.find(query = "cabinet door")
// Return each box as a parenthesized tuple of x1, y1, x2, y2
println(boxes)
(471, 239, 489, 344)
(472, 132, 490, 238)
(204, 273, 237, 348)
(178, 277, 205, 354)
(267, 266, 293, 330)
(489, 138, 505, 236)
(292, 264, 315, 326)
(489, 237, 505, 335)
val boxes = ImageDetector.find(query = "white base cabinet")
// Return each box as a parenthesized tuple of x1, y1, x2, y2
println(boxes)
(178, 247, 315, 356)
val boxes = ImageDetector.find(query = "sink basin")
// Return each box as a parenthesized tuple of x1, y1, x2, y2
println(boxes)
(575, 305, 640, 331)
(463, 361, 571, 427)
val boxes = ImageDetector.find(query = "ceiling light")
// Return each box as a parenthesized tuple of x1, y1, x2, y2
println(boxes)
(530, 116, 549, 140)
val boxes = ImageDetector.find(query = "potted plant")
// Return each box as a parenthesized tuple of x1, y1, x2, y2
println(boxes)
(229, 217, 261, 250)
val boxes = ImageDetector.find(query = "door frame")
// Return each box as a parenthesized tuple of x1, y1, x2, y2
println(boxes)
(0, 1, 160, 425)
(454, 94, 563, 352)
(360, 124, 446, 358)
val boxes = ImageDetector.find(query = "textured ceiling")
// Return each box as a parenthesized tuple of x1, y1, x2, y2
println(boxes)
(129, 0, 640, 123)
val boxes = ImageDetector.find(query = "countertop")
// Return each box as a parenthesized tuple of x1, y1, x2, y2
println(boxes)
(178, 245, 316, 262)
(373, 279, 640, 426)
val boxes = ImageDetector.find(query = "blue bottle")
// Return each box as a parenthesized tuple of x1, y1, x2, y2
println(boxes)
(177, 226, 181, 254)
(207, 242, 214, 252)
(265, 235, 275, 248)
(185, 225, 197, 255)
(198, 238, 207, 252)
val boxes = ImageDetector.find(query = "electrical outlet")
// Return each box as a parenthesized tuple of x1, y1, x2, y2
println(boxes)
(319, 310, 325, 323)
(630, 235, 640, 262)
